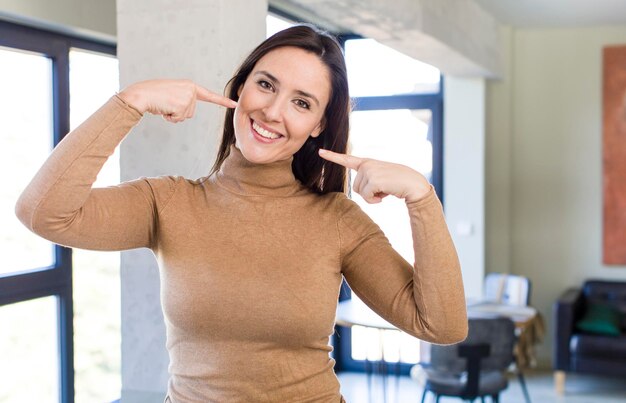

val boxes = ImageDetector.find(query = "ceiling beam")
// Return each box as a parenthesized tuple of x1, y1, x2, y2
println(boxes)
(271, 0, 502, 78)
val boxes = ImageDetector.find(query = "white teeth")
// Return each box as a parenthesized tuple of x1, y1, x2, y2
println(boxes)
(253, 121, 281, 139)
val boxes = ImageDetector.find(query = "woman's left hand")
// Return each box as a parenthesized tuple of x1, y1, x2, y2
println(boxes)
(319, 149, 431, 204)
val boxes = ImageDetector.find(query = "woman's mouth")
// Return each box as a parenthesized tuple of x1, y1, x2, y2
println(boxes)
(252, 120, 283, 141)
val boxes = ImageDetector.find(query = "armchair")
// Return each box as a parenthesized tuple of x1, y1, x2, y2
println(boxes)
(553, 279, 626, 393)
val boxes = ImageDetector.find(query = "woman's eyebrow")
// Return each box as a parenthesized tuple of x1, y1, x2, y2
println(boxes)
(254, 70, 320, 107)
(295, 90, 320, 107)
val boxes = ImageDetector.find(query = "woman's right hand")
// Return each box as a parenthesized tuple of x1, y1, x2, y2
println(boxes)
(117, 79, 237, 123)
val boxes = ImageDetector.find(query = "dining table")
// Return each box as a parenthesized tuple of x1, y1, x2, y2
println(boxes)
(335, 298, 542, 403)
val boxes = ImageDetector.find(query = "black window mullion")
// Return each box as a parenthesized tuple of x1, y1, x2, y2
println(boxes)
(51, 37, 74, 403)
(431, 91, 444, 203)
(352, 93, 441, 111)
(57, 270, 74, 403)
(0, 269, 66, 306)
(0, 19, 115, 53)
(67, 37, 116, 54)
(51, 39, 70, 145)
(0, 21, 56, 54)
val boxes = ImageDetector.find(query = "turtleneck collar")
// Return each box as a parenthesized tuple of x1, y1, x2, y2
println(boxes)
(215, 144, 305, 197)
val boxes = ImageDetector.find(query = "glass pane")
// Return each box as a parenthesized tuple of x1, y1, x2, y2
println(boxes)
(0, 47, 55, 274)
(69, 49, 119, 132)
(72, 249, 121, 402)
(0, 297, 59, 403)
(350, 109, 432, 262)
(345, 38, 440, 97)
(349, 109, 432, 364)
(267, 14, 294, 37)
(351, 326, 420, 364)
(69, 48, 120, 188)
(69, 48, 122, 403)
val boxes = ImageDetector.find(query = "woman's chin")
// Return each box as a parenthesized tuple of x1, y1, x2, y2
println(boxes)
(238, 145, 278, 165)
(235, 136, 297, 164)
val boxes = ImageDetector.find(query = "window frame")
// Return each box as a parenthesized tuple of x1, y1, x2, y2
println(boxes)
(334, 35, 445, 375)
(0, 19, 115, 403)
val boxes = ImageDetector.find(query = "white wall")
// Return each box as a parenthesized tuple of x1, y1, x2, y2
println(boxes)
(486, 24, 626, 366)
(444, 77, 486, 299)
(485, 25, 513, 276)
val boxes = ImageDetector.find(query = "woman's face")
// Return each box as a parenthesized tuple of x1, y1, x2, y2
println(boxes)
(233, 46, 331, 164)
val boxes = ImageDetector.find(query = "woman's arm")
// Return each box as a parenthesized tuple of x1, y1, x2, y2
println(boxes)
(15, 95, 169, 250)
(15, 80, 237, 251)
(321, 149, 468, 344)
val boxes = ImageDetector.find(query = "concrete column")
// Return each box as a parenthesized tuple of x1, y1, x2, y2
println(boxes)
(116, 1, 266, 401)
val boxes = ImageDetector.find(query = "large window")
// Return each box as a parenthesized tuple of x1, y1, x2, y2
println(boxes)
(267, 12, 443, 376)
(0, 20, 119, 403)
(339, 37, 443, 375)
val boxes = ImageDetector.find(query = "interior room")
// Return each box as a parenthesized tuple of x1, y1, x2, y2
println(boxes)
(2, 0, 626, 402)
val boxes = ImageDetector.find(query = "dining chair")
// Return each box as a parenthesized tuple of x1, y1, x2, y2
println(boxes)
(484, 273, 531, 307)
(483, 273, 534, 403)
(411, 317, 516, 403)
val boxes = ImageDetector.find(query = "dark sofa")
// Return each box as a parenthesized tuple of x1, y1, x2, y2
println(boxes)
(553, 280, 626, 393)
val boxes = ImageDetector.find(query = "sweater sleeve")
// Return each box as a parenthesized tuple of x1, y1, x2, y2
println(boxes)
(338, 186, 468, 345)
(15, 95, 179, 251)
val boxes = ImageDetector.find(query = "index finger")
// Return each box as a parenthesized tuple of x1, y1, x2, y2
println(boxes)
(318, 149, 363, 170)
(195, 84, 238, 108)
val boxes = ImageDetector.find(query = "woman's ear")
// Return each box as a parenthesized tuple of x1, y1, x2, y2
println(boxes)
(236, 84, 243, 98)
(310, 119, 325, 138)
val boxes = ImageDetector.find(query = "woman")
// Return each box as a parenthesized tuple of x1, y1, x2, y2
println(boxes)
(15, 25, 467, 402)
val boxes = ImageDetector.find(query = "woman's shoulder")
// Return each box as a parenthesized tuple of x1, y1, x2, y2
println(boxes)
(127, 174, 223, 212)
(140, 174, 215, 186)
(121, 174, 212, 199)
(127, 174, 190, 187)
(317, 192, 381, 239)
(316, 191, 364, 216)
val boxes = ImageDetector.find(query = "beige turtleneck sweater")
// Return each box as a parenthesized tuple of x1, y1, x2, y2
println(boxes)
(15, 95, 467, 402)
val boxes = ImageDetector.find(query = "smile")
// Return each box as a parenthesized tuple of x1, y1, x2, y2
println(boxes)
(252, 120, 283, 140)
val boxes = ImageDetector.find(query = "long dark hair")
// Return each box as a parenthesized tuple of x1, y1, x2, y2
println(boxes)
(209, 24, 350, 194)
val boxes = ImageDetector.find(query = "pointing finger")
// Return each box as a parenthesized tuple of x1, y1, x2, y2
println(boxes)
(195, 84, 238, 108)
(318, 149, 364, 170)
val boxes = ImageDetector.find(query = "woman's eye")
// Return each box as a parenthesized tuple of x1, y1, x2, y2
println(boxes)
(294, 99, 311, 110)
(258, 80, 273, 90)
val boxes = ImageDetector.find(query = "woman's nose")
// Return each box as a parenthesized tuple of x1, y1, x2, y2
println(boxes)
(262, 98, 285, 122)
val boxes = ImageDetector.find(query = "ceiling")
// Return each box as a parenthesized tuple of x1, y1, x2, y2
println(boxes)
(474, 0, 626, 28)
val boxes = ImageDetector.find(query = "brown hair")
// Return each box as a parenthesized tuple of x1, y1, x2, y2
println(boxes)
(210, 24, 350, 194)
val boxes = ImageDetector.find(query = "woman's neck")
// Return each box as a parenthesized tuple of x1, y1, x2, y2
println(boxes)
(215, 144, 304, 197)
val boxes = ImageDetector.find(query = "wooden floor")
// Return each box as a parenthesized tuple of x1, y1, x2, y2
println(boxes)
(337, 369, 626, 403)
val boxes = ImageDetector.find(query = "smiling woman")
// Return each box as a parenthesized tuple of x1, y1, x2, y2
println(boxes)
(212, 24, 351, 195)
(15, 24, 467, 403)
(232, 47, 330, 164)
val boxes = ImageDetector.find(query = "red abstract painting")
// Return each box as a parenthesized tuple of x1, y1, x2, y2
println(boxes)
(603, 45, 626, 265)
